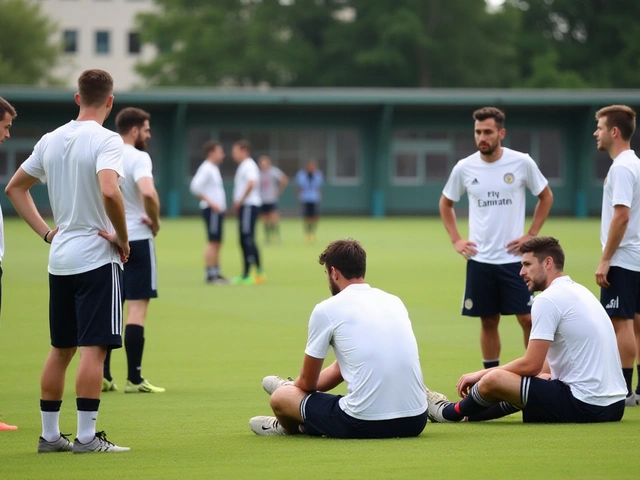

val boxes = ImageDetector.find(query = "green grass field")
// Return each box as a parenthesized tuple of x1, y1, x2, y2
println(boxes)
(1, 216, 639, 479)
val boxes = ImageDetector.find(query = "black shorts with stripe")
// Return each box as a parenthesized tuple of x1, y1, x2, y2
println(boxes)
(201, 207, 224, 242)
(600, 266, 640, 319)
(49, 262, 123, 349)
(123, 239, 158, 300)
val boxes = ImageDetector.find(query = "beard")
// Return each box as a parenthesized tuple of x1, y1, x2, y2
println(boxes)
(135, 136, 147, 151)
(478, 141, 499, 155)
(526, 275, 546, 293)
(329, 276, 341, 296)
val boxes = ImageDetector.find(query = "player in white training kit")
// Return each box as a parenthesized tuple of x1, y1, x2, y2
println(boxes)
(440, 107, 553, 369)
(258, 155, 288, 245)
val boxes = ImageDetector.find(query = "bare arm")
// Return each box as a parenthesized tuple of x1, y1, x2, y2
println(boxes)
(527, 186, 553, 236)
(137, 177, 161, 235)
(315, 360, 344, 392)
(5, 168, 55, 241)
(439, 195, 477, 258)
(98, 169, 129, 259)
(596, 205, 630, 287)
(293, 354, 324, 393)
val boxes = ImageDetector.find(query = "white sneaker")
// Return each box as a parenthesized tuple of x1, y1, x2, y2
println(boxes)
(262, 376, 294, 395)
(625, 392, 637, 407)
(249, 416, 289, 436)
(72, 431, 130, 454)
(38, 433, 74, 453)
(426, 387, 449, 405)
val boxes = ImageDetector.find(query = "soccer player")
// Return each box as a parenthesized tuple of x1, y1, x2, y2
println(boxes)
(429, 237, 627, 424)
(594, 105, 640, 406)
(190, 141, 228, 284)
(101, 107, 165, 394)
(231, 140, 265, 285)
(5, 69, 130, 453)
(249, 239, 428, 438)
(295, 159, 323, 243)
(439, 107, 553, 369)
(258, 155, 288, 245)
(0, 96, 18, 432)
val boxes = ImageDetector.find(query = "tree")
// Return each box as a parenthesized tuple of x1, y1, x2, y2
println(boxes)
(0, 0, 60, 85)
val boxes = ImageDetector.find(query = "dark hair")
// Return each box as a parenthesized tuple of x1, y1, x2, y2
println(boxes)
(0, 97, 17, 119)
(77, 69, 114, 107)
(203, 140, 221, 155)
(318, 239, 366, 279)
(520, 236, 565, 271)
(233, 139, 251, 153)
(115, 107, 150, 134)
(595, 105, 636, 141)
(473, 106, 506, 129)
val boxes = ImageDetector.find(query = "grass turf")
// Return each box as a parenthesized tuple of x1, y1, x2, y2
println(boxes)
(1, 216, 638, 479)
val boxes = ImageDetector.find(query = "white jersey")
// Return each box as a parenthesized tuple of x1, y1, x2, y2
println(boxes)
(601, 150, 640, 271)
(21, 120, 124, 275)
(530, 276, 627, 407)
(233, 158, 262, 207)
(121, 144, 154, 241)
(305, 284, 427, 421)
(0, 202, 4, 262)
(442, 148, 548, 265)
(190, 161, 226, 212)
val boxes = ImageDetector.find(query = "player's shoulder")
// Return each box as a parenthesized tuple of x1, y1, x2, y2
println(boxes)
(453, 151, 481, 169)
(501, 147, 535, 163)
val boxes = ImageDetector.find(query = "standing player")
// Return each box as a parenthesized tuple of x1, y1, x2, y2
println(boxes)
(258, 155, 288, 245)
(295, 159, 323, 243)
(5, 69, 130, 453)
(594, 105, 640, 406)
(231, 140, 265, 285)
(439, 107, 553, 369)
(102, 107, 165, 394)
(190, 141, 228, 284)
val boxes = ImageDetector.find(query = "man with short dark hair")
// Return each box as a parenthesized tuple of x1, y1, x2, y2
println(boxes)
(249, 239, 428, 438)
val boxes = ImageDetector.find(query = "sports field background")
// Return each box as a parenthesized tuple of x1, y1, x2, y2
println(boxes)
(1, 217, 638, 479)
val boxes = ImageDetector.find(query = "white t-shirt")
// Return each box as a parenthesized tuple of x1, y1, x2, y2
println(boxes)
(0, 202, 4, 263)
(601, 150, 640, 271)
(121, 144, 154, 241)
(305, 283, 428, 421)
(442, 148, 548, 265)
(529, 276, 627, 406)
(190, 161, 227, 212)
(233, 158, 262, 207)
(21, 120, 125, 275)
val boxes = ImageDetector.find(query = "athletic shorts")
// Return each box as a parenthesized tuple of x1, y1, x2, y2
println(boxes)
(49, 263, 123, 349)
(303, 202, 318, 218)
(239, 205, 259, 237)
(522, 377, 624, 424)
(300, 392, 428, 439)
(201, 207, 224, 242)
(123, 239, 158, 300)
(260, 203, 277, 214)
(462, 260, 533, 317)
(600, 266, 640, 319)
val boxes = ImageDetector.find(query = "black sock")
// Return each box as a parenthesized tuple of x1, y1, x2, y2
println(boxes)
(623, 368, 633, 395)
(467, 402, 521, 422)
(103, 348, 112, 381)
(636, 365, 640, 394)
(483, 359, 499, 369)
(125, 324, 145, 384)
(40, 399, 62, 412)
(443, 384, 494, 421)
(76, 397, 100, 412)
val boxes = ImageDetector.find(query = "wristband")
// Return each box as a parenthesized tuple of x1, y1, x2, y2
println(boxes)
(43, 229, 51, 243)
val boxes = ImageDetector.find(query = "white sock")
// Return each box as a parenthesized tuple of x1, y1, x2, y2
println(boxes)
(41, 411, 61, 442)
(77, 410, 98, 444)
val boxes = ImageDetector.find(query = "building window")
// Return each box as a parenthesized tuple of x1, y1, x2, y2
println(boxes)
(63, 30, 78, 53)
(425, 152, 449, 180)
(393, 152, 420, 183)
(0, 151, 8, 178)
(128, 32, 141, 54)
(95, 31, 110, 54)
(333, 130, 360, 182)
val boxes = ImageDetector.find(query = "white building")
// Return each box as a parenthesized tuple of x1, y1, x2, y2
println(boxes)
(33, 0, 157, 90)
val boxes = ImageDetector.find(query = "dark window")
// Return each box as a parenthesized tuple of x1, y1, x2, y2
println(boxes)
(218, 130, 243, 177)
(128, 32, 141, 54)
(95, 31, 110, 54)
(453, 131, 476, 160)
(334, 130, 358, 180)
(187, 128, 212, 176)
(425, 153, 449, 180)
(394, 153, 419, 180)
(507, 130, 533, 155)
(63, 30, 78, 53)
(0, 151, 8, 177)
(537, 130, 563, 180)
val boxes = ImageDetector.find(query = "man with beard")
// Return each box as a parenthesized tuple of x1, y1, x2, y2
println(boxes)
(248, 239, 428, 438)
(428, 236, 627, 424)
(102, 107, 165, 394)
(439, 107, 553, 369)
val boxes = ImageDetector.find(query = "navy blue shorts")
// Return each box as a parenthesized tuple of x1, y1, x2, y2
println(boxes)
(300, 392, 428, 439)
(462, 260, 533, 317)
(123, 239, 158, 300)
(522, 377, 624, 423)
(600, 266, 640, 319)
(49, 263, 123, 349)
(260, 203, 277, 214)
(201, 207, 224, 242)
(303, 202, 318, 218)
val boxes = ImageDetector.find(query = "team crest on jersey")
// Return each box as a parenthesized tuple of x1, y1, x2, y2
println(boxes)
(464, 298, 473, 310)
(503, 173, 515, 184)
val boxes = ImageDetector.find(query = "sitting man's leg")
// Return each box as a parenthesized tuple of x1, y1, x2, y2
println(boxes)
(249, 386, 306, 436)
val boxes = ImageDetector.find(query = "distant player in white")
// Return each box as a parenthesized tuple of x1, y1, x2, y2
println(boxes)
(594, 105, 640, 406)
(258, 155, 288, 245)
(190, 141, 228, 284)
(5, 69, 130, 453)
(249, 239, 428, 438)
(440, 107, 553, 369)
(102, 107, 165, 394)
(429, 237, 627, 424)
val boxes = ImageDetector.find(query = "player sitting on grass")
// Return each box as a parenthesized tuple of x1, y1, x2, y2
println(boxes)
(428, 236, 627, 424)
(249, 239, 428, 438)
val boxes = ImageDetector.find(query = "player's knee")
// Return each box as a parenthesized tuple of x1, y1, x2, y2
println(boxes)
(481, 316, 500, 331)
(269, 386, 297, 414)
(478, 369, 505, 396)
(517, 314, 532, 329)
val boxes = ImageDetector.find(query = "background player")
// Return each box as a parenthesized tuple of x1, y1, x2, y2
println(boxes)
(258, 155, 288, 245)
(439, 107, 553, 369)
(295, 159, 323, 243)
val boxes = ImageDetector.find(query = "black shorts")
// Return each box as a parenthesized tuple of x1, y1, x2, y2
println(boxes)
(462, 260, 533, 317)
(239, 205, 259, 237)
(522, 377, 625, 424)
(49, 263, 123, 349)
(201, 207, 224, 242)
(260, 203, 277, 214)
(303, 202, 319, 218)
(300, 392, 427, 439)
(123, 239, 158, 300)
(600, 266, 640, 319)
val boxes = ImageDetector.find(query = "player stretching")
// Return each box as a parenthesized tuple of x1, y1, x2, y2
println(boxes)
(439, 107, 553, 369)
(102, 107, 165, 394)
(258, 155, 288, 245)
(6, 69, 130, 453)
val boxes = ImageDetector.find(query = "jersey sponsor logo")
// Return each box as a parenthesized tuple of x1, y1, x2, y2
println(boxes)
(503, 173, 515, 184)
(605, 297, 619, 309)
(478, 191, 513, 207)
(464, 298, 473, 310)
(471, 178, 479, 185)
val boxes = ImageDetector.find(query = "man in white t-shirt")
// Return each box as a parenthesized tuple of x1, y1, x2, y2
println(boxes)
(231, 140, 265, 285)
(429, 237, 627, 424)
(101, 107, 165, 395)
(594, 104, 640, 406)
(5, 70, 130, 453)
(249, 239, 428, 438)
(190, 140, 228, 284)
(440, 107, 554, 369)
